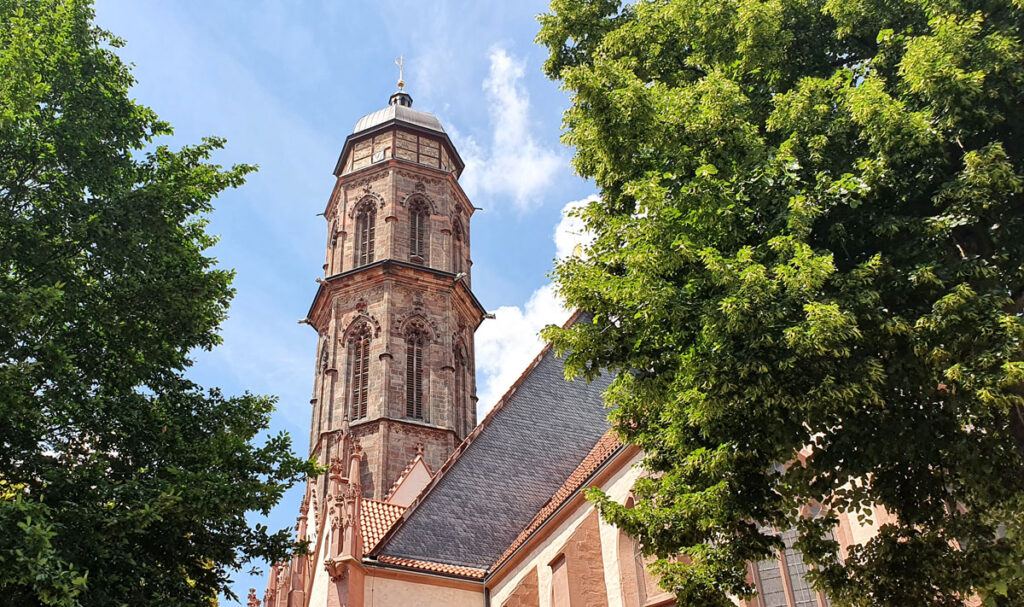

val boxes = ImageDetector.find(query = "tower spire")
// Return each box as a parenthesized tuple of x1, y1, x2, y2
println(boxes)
(390, 56, 412, 107)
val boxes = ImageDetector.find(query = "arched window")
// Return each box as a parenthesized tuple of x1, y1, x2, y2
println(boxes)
(617, 496, 666, 607)
(405, 328, 425, 419)
(550, 554, 569, 607)
(452, 219, 464, 275)
(409, 200, 429, 264)
(354, 202, 376, 267)
(454, 346, 467, 437)
(347, 323, 371, 420)
(750, 527, 833, 607)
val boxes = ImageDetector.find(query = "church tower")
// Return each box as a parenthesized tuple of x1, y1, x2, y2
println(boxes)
(304, 84, 485, 500)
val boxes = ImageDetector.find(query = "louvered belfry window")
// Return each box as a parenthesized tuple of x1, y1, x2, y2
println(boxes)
(409, 200, 428, 264)
(355, 202, 376, 267)
(348, 324, 371, 420)
(406, 330, 424, 419)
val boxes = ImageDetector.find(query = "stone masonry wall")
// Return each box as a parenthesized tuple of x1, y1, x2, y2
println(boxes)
(307, 133, 480, 501)
(325, 143, 471, 280)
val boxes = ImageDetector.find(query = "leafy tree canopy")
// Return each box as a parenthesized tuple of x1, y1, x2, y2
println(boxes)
(538, 0, 1024, 604)
(0, 1, 316, 604)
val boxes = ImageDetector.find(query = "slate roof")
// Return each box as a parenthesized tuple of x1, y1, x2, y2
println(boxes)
(373, 345, 614, 569)
(492, 430, 623, 571)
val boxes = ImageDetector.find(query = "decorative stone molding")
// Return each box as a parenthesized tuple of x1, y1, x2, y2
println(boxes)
(341, 312, 381, 342)
(346, 192, 385, 218)
(342, 168, 389, 196)
(318, 336, 330, 374)
(324, 557, 347, 582)
(400, 190, 438, 215)
(341, 483, 362, 505)
(329, 457, 346, 480)
(396, 168, 444, 187)
(329, 502, 350, 530)
(394, 312, 440, 343)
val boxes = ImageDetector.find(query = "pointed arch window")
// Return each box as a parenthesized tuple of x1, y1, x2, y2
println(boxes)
(409, 199, 429, 264)
(354, 202, 376, 267)
(347, 323, 371, 421)
(454, 346, 467, 437)
(617, 496, 673, 607)
(405, 328, 425, 420)
(749, 527, 833, 607)
(452, 218, 464, 275)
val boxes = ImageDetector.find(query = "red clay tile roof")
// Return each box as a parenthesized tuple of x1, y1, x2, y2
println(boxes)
(491, 430, 623, 571)
(361, 499, 407, 552)
(376, 555, 487, 579)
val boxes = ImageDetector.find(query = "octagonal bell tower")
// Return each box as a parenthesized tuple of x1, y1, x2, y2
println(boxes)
(304, 86, 485, 499)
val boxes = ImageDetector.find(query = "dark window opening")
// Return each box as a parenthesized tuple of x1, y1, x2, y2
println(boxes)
(355, 203, 376, 267)
(406, 330, 425, 419)
(409, 201, 428, 264)
(348, 325, 371, 420)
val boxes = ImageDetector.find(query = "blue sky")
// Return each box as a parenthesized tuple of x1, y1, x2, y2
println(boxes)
(92, 0, 596, 601)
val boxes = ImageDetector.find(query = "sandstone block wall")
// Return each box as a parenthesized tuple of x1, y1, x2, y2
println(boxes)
(307, 127, 481, 501)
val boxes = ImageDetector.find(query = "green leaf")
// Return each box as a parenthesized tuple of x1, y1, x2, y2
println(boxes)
(538, 0, 1024, 603)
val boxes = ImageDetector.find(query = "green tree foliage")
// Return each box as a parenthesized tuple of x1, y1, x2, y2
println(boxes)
(0, 1, 316, 604)
(538, 0, 1024, 604)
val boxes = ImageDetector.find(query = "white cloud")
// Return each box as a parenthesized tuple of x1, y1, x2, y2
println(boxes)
(455, 47, 563, 210)
(474, 195, 599, 416)
(475, 283, 569, 415)
(554, 194, 598, 260)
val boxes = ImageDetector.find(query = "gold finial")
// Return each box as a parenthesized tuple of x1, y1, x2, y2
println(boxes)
(395, 55, 405, 90)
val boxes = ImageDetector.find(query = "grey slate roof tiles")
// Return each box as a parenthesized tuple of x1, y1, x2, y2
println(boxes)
(374, 348, 614, 569)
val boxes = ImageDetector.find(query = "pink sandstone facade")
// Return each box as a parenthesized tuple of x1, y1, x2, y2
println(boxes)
(255, 87, 896, 607)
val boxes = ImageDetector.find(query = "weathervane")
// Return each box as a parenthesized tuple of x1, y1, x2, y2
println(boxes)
(395, 55, 405, 90)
